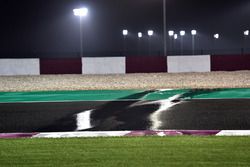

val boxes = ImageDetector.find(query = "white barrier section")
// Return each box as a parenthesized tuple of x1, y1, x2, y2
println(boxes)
(167, 55, 211, 73)
(82, 57, 125, 74)
(0, 59, 40, 76)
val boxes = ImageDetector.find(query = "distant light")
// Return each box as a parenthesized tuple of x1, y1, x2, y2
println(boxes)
(148, 30, 154, 36)
(138, 32, 142, 38)
(244, 30, 249, 36)
(214, 33, 219, 39)
(174, 34, 178, 39)
(168, 30, 174, 36)
(123, 29, 128, 36)
(180, 30, 185, 36)
(73, 8, 88, 17)
(191, 30, 197, 35)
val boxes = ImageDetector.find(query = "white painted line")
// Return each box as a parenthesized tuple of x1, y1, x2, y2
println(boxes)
(216, 130, 250, 136)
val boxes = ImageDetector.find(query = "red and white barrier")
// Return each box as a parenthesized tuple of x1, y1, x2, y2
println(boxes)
(1, 54, 250, 76)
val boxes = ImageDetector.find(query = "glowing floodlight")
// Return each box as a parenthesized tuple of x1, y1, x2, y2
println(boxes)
(138, 32, 142, 38)
(174, 34, 178, 39)
(168, 30, 174, 36)
(244, 30, 249, 36)
(214, 33, 219, 39)
(73, 8, 88, 17)
(148, 30, 154, 36)
(180, 30, 185, 36)
(191, 30, 197, 35)
(123, 29, 128, 36)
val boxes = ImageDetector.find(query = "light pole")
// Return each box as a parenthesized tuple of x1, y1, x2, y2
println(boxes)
(137, 32, 142, 55)
(244, 30, 249, 54)
(213, 33, 219, 53)
(180, 30, 185, 55)
(122, 29, 128, 55)
(168, 30, 174, 54)
(148, 30, 154, 55)
(173, 34, 178, 54)
(191, 30, 197, 55)
(163, 0, 167, 56)
(73, 7, 88, 57)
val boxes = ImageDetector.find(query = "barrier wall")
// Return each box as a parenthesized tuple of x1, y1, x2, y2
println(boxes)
(126, 56, 167, 73)
(1, 54, 250, 76)
(40, 58, 82, 74)
(82, 57, 126, 74)
(167, 55, 211, 73)
(0, 59, 40, 75)
(211, 55, 250, 71)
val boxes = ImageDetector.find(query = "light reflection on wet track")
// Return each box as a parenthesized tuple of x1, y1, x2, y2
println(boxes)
(1, 98, 250, 133)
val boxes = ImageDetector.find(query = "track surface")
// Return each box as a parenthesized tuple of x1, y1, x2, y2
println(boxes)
(1, 99, 250, 133)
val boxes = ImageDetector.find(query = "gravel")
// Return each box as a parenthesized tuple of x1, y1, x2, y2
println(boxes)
(0, 71, 250, 92)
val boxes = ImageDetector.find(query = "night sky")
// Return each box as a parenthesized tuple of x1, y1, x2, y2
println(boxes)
(0, 0, 250, 58)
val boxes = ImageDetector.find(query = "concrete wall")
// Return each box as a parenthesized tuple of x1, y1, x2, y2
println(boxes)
(82, 57, 125, 74)
(0, 59, 40, 75)
(40, 58, 82, 74)
(126, 56, 167, 73)
(167, 55, 211, 73)
(211, 55, 250, 71)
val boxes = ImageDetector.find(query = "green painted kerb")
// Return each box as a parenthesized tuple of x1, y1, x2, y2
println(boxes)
(0, 88, 250, 103)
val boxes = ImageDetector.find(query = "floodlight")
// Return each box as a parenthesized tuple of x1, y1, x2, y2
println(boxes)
(174, 34, 178, 39)
(73, 8, 88, 17)
(180, 30, 185, 36)
(148, 30, 154, 36)
(244, 30, 249, 36)
(123, 29, 128, 36)
(168, 30, 174, 36)
(191, 30, 197, 35)
(214, 33, 219, 39)
(138, 32, 142, 38)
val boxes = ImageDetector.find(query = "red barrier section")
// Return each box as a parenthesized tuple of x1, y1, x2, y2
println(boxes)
(40, 58, 82, 74)
(211, 55, 250, 71)
(126, 56, 167, 73)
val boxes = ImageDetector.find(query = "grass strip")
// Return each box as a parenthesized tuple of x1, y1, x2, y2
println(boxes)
(0, 136, 250, 166)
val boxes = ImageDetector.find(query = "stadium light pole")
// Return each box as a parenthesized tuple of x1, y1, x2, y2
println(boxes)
(73, 7, 88, 57)
(168, 30, 174, 54)
(163, 0, 167, 56)
(137, 32, 143, 55)
(213, 33, 219, 52)
(173, 33, 178, 54)
(191, 30, 197, 55)
(148, 30, 154, 55)
(122, 29, 128, 55)
(243, 30, 249, 54)
(180, 30, 185, 55)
